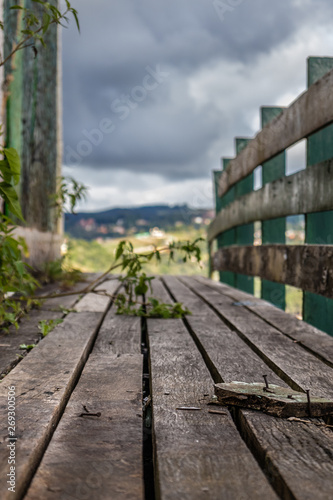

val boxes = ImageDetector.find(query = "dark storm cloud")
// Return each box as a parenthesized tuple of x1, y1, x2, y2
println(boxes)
(61, 0, 332, 188)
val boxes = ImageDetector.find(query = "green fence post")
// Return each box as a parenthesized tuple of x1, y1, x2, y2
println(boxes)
(4, 0, 24, 218)
(213, 159, 236, 286)
(261, 107, 286, 309)
(304, 57, 333, 335)
(4, 0, 61, 234)
(235, 138, 254, 294)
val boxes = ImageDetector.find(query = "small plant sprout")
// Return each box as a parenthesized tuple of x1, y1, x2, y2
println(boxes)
(38, 319, 63, 338)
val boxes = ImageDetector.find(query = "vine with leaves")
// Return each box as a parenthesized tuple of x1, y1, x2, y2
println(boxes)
(0, 1, 80, 330)
(0, 1, 204, 333)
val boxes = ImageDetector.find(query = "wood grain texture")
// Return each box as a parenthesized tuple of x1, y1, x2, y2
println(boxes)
(237, 409, 333, 500)
(218, 66, 333, 197)
(20, 1, 60, 232)
(163, 276, 286, 386)
(181, 277, 333, 399)
(196, 276, 333, 367)
(0, 311, 104, 500)
(212, 244, 333, 298)
(0, 310, 63, 378)
(148, 317, 277, 499)
(26, 353, 144, 500)
(39, 281, 88, 311)
(93, 309, 141, 355)
(214, 382, 333, 418)
(209, 159, 333, 242)
(74, 279, 119, 313)
(26, 278, 143, 500)
(179, 276, 333, 500)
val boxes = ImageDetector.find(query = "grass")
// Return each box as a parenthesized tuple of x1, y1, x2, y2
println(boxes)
(66, 227, 208, 276)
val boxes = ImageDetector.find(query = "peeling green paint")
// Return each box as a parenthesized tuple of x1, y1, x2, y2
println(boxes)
(304, 57, 333, 335)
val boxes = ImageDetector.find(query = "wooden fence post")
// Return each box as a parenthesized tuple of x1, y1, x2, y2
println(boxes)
(304, 57, 333, 335)
(261, 107, 286, 309)
(213, 159, 236, 286)
(3, 0, 62, 267)
(235, 138, 254, 294)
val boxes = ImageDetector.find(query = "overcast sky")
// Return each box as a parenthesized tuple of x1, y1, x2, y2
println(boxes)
(62, 0, 333, 211)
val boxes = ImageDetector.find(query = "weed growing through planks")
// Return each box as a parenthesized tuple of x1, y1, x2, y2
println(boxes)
(112, 238, 202, 317)
(19, 343, 36, 351)
(38, 319, 63, 338)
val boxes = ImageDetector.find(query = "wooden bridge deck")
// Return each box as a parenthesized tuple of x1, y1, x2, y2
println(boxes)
(1, 274, 333, 500)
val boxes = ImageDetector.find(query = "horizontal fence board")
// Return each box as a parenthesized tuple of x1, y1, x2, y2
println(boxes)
(213, 245, 333, 298)
(209, 159, 333, 242)
(218, 66, 333, 197)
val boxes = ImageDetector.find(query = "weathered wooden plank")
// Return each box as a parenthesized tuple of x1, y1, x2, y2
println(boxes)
(218, 65, 333, 197)
(212, 244, 333, 299)
(0, 311, 104, 500)
(93, 285, 141, 356)
(181, 277, 333, 398)
(148, 279, 278, 500)
(208, 159, 333, 242)
(163, 276, 286, 386)
(214, 382, 333, 418)
(26, 352, 143, 500)
(74, 279, 119, 312)
(236, 409, 333, 500)
(0, 309, 63, 379)
(196, 276, 333, 367)
(178, 276, 333, 500)
(26, 277, 143, 499)
(39, 281, 89, 311)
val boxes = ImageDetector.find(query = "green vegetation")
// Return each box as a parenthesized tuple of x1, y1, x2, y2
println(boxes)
(0, 1, 81, 331)
(38, 319, 63, 338)
(2, 1, 79, 66)
(66, 227, 208, 276)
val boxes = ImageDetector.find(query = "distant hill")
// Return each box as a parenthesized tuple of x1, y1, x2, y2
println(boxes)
(65, 204, 214, 240)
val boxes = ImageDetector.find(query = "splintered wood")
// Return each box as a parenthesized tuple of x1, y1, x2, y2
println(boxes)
(214, 382, 333, 418)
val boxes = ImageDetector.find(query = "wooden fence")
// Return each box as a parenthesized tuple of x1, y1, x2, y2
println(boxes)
(2, 0, 62, 267)
(208, 56, 333, 335)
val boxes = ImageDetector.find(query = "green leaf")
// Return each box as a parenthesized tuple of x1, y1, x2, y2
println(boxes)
(20, 344, 36, 351)
(14, 261, 25, 276)
(42, 12, 51, 34)
(0, 182, 24, 220)
(115, 241, 126, 261)
(4, 148, 21, 185)
(0, 159, 12, 183)
(72, 9, 80, 32)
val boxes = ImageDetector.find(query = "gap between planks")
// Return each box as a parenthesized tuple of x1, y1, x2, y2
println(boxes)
(25, 280, 144, 500)
(196, 275, 333, 369)
(0, 279, 119, 500)
(147, 279, 278, 500)
(168, 275, 333, 500)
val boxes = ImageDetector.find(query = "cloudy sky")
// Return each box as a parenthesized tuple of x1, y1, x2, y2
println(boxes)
(62, 0, 333, 211)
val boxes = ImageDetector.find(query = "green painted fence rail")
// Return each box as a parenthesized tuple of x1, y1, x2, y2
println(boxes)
(209, 56, 333, 335)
